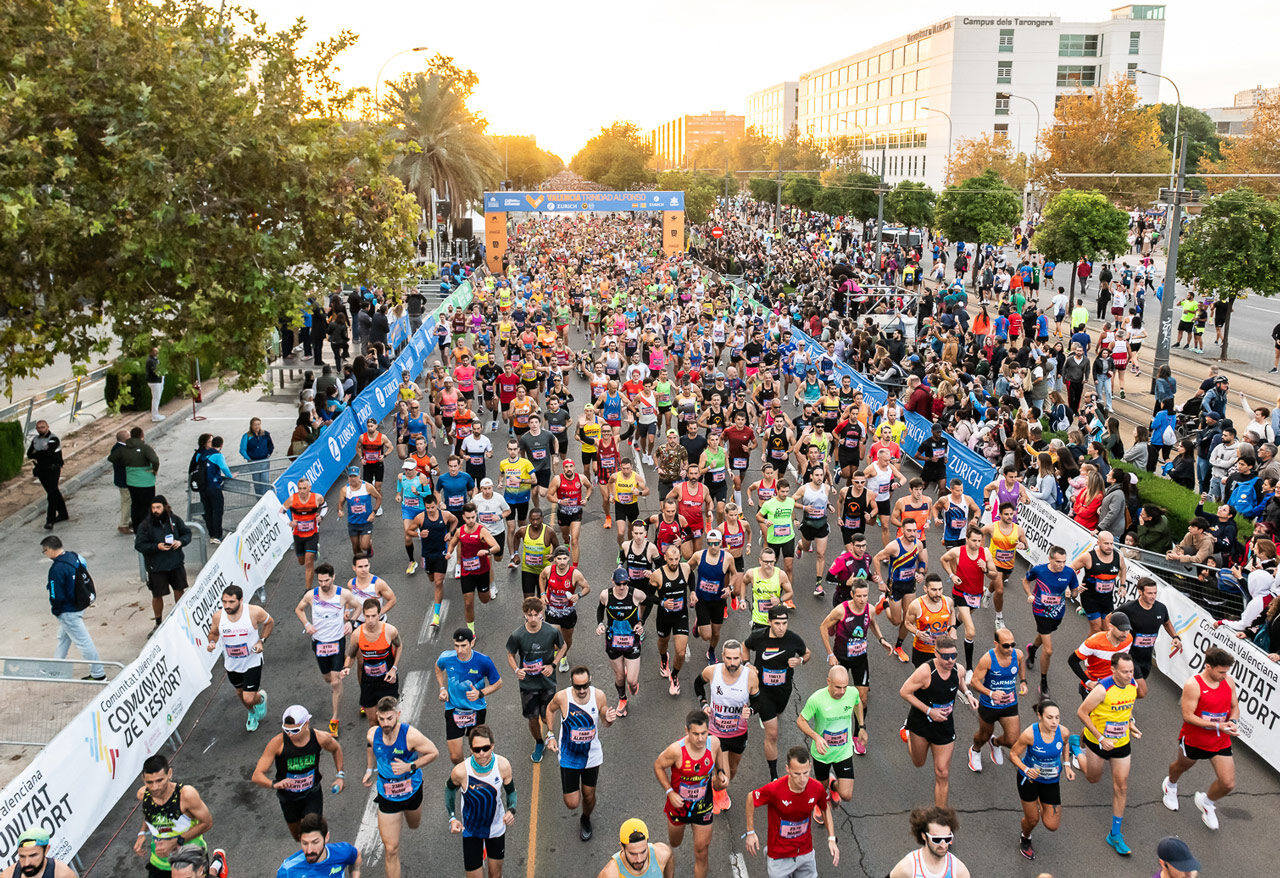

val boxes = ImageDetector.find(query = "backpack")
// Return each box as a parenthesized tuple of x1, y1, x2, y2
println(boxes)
(1255, 623, 1272, 652)
(1161, 424, 1177, 446)
(73, 557, 96, 611)
(189, 448, 209, 491)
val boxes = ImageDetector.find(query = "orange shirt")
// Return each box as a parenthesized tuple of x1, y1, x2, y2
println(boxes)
(1074, 631, 1135, 682)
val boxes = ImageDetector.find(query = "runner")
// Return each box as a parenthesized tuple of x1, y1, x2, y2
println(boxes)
(342, 600, 402, 728)
(133, 755, 214, 878)
(1161, 646, 1240, 830)
(887, 806, 971, 878)
(597, 567, 647, 717)
(251, 704, 343, 841)
(3, 829, 77, 878)
(756, 479, 798, 581)
(649, 498, 692, 561)
(966, 629, 1029, 772)
(833, 473, 873, 557)
(461, 419, 494, 487)
(796, 666, 865, 816)
(206, 584, 272, 731)
(823, 535, 874, 605)
(596, 819, 674, 878)
(395, 460, 432, 574)
(1069, 612, 1136, 709)
(689, 531, 734, 663)
(547, 458, 592, 566)
(357, 420, 392, 510)
(274, 814, 359, 878)
(1116, 576, 1180, 698)
(620, 518, 662, 625)
(293, 564, 361, 736)
(695, 640, 760, 813)
(671, 462, 711, 554)
(1076, 652, 1142, 856)
(903, 574, 956, 666)
(510, 507, 560, 596)
(981, 502, 1026, 628)
(1009, 699, 1074, 860)
(506, 597, 565, 763)
(449, 503, 501, 631)
(435, 627, 503, 765)
(446, 726, 516, 878)
(793, 467, 832, 596)
(545, 666, 618, 842)
(931, 479, 980, 550)
(652, 712, 728, 878)
(744, 607, 810, 780)
(1071, 531, 1128, 635)
(473, 479, 512, 596)
(607, 457, 650, 547)
(541, 546, 591, 673)
(361, 696, 437, 878)
(872, 518, 927, 662)
(863, 447, 904, 548)
(939, 525, 992, 669)
(745, 548, 793, 632)
(899, 636, 979, 807)
(498, 438, 536, 548)
(651, 545, 693, 696)
(1023, 546, 1078, 696)
(716, 502, 752, 599)
(281, 478, 326, 589)
(337, 467, 381, 557)
(519, 414, 556, 511)
(744, 746, 840, 877)
(409, 498, 454, 630)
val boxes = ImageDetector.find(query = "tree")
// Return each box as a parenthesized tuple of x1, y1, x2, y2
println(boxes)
(656, 171, 720, 224)
(1031, 190, 1130, 296)
(1210, 93, 1280, 197)
(1155, 104, 1220, 176)
(782, 173, 822, 210)
(748, 176, 778, 204)
(1177, 187, 1280, 359)
(813, 171, 882, 221)
(887, 181, 936, 230)
(489, 135, 563, 190)
(732, 128, 773, 173)
(1034, 77, 1171, 202)
(569, 122, 655, 190)
(935, 170, 1022, 273)
(946, 134, 1028, 189)
(769, 129, 826, 172)
(385, 72, 501, 219)
(0, 0, 418, 394)
(824, 136, 863, 171)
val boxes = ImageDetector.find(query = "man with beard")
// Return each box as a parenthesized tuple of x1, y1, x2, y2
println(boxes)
(275, 814, 360, 877)
(134, 495, 193, 634)
(0, 829, 78, 878)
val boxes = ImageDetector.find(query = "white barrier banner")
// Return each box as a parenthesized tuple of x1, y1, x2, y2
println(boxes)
(1016, 496, 1280, 771)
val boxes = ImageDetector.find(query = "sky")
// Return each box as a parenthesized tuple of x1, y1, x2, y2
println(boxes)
(244, 0, 1275, 162)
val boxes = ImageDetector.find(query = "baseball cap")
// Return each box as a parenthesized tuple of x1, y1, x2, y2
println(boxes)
(17, 828, 49, 848)
(348, 466, 361, 476)
(1109, 611, 1132, 631)
(480, 477, 494, 488)
(1156, 837, 1200, 872)
(619, 818, 650, 845)
(553, 546, 570, 558)
(705, 529, 723, 542)
(282, 705, 312, 727)
(767, 606, 790, 620)
(402, 459, 417, 470)
(612, 567, 630, 585)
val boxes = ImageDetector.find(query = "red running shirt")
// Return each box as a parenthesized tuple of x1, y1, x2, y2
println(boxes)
(749, 776, 827, 859)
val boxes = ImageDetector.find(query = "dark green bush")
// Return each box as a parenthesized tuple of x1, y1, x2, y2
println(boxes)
(1113, 461, 1254, 541)
(105, 360, 182, 412)
(0, 421, 23, 482)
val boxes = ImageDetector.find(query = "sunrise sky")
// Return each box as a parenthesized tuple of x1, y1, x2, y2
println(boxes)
(247, 0, 1274, 162)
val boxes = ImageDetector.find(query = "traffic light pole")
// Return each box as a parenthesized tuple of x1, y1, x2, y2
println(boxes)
(1150, 133, 1189, 396)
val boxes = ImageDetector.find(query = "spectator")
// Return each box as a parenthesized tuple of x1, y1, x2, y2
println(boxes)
(314, 365, 339, 402)
(1148, 403, 1177, 473)
(146, 345, 165, 422)
(1164, 438, 1197, 490)
(1167, 516, 1215, 566)
(1097, 468, 1131, 540)
(1135, 505, 1170, 552)
(1061, 343, 1090, 413)
(1072, 469, 1105, 530)
(1195, 414, 1223, 494)
(26, 420, 67, 531)
(1123, 426, 1149, 471)
(239, 417, 275, 496)
(904, 375, 934, 421)
(40, 535, 105, 680)
(1153, 365, 1176, 414)
(288, 413, 320, 459)
(1257, 443, 1280, 484)
(119, 426, 161, 530)
(110, 429, 132, 534)
(190, 436, 234, 544)
(1209, 427, 1240, 501)
(134, 495, 193, 633)
(1, 826, 78, 878)
(1194, 496, 1240, 566)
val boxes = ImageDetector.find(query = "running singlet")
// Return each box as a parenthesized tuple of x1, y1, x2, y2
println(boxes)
(219, 610, 262, 672)
(1083, 549, 1121, 596)
(358, 624, 394, 682)
(989, 523, 1021, 570)
(707, 664, 749, 739)
(749, 568, 783, 627)
(898, 499, 930, 536)
(655, 516, 685, 554)
(345, 486, 374, 525)
(373, 723, 422, 801)
(953, 547, 988, 608)
(461, 757, 506, 839)
(287, 493, 323, 537)
(762, 498, 796, 544)
(834, 602, 871, 661)
(1083, 676, 1137, 747)
(888, 539, 922, 588)
(556, 688, 603, 770)
(1180, 673, 1234, 753)
(1019, 723, 1065, 783)
(605, 588, 641, 652)
(678, 482, 706, 531)
(978, 648, 1019, 710)
(544, 565, 577, 614)
(359, 432, 386, 464)
(695, 550, 728, 602)
(613, 472, 639, 505)
(520, 526, 551, 575)
(274, 729, 322, 798)
(910, 597, 952, 655)
(664, 738, 714, 820)
(310, 587, 347, 645)
(941, 499, 970, 543)
(458, 525, 491, 576)
(555, 472, 583, 514)
(839, 491, 871, 532)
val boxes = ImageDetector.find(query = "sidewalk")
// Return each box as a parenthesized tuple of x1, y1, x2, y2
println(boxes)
(0, 380, 305, 786)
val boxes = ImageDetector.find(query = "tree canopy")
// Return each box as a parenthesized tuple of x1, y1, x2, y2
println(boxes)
(934, 170, 1022, 247)
(887, 181, 936, 229)
(570, 122, 654, 190)
(1210, 93, 1280, 197)
(0, 0, 419, 393)
(656, 171, 722, 224)
(1031, 189, 1130, 293)
(946, 134, 1028, 190)
(1155, 103, 1221, 176)
(489, 136, 563, 190)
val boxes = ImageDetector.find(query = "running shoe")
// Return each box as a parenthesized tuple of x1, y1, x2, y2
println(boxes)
(993, 612, 1004, 628)
(988, 738, 1004, 766)
(255, 690, 268, 722)
(375, 507, 384, 517)
(853, 737, 866, 756)
(531, 740, 546, 763)
(893, 646, 910, 663)
(967, 747, 982, 772)
(579, 815, 593, 842)
(616, 698, 628, 718)
(209, 848, 228, 877)
(1039, 678, 1050, 697)
(874, 596, 888, 615)
(1026, 642, 1038, 664)
(669, 677, 680, 696)
(1161, 776, 1179, 811)
(329, 718, 339, 736)
(603, 516, 612, 528)
(813, 582, 824, 597)
(707, 645, 716, 663)
(431, 607, 442, 628)
(712, 787, 730, 814)
(245, 710, 259, 733)
(659, 654, 670, 678)
(812, 804, 824, 825)
(1105, 832, 1132, 856)
(1195, 792, 1219, 830)
(982, 588, 991, 609)
(899, 725, 909, 743)
(1019, 836, 1035, 861)
(559, 657, 569, 674)
(406, 561, 418, 575)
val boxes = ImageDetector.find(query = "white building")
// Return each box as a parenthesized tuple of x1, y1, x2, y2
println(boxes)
(1204, 84, 1279, 137)
(774, 5, 1167, 190)
(745, 81, 800, 140)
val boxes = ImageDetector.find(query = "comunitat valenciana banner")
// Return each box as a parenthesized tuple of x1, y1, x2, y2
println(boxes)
(0, 285, 477, 862)
(1016, 495, 1280, 772)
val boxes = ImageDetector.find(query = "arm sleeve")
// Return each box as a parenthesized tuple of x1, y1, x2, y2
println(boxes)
(1067, 651, 1089, 683)
(596, 601, 606, 624)
(693, 674, 708, 702)
(503, 780, 517, 811)
(445, 779, 460, 817)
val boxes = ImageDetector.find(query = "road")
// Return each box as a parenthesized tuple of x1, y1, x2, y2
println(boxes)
(79, 330, 1280, 878)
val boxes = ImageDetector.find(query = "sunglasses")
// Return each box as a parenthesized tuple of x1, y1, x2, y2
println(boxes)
(936, 652, 958, 661)
(471, 743, 493, 753)
(283, 725, 304, 735)
(927, 833, 954, 845)
(572, 684, 591, 692)
(998, 641, 1015, 649)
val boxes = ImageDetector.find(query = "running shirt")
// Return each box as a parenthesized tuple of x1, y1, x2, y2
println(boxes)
(499, 457, 534, 503)
(1074, 631, 1135, 682)
(274, 729, 322, 799)
(749, 777, 827, 860)
(748, 567, 784, 627)
(839, 490, 872, 533)
(309, 587, 347, 644)
(1028, 564, 1075, 619)
(707, 664, 749, 739)
(604, 588, 641, 652)
(1019, 723, 1065, 783)
(458, 525, 491, 576)
(285, 492, 324, 537)
(436, 649, 500, 712)
(473, 495, 510, 535)
(800, 687, 859, 763)
(988, 522, 1021, 570)
(655, 515, 686, 554)
(544, 565, 578, 615)
(554, 472, 584, 514)
(910, 597, 953, 655)
(623, 541, 656, 585)
(940, 498, 970, 543)
(345, 485, 374, 525)
(373, 723, 422, 802)
(1082, 548, 1121, 597)
(743, 628, 806, 689)
(907, 663, 960, 727)
(866, 462, 894, 503)
(1083, 676, 1137, 747)
(519, 525, 551, 575)
(694, 550, 729, 602)
(978, 648, 1019, 710)
(834, 601, 871, 662)
(357, 623, 394, 683)
(897, 498, 931, 536)
(1180, 673, 1234, 753)
(276, 844, 359, 877)
(887, 538, 923, 589)
(760, 497, 796, 544)
(613, 472, 640, 505)
(953, 546, 988, 608)
(678, 482, 707, 532)
(461, 756, 507, 839)
(665, 738, 714, 820)
(556, 687, 604, 770)
(142, 783, 202, 869)
(219, 610, 262, 673)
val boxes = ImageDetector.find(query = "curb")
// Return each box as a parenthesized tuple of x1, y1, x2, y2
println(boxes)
(0, 385, 230, 539)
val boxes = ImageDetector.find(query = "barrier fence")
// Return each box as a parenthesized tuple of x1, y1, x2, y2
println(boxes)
(0, 281, 475, 865)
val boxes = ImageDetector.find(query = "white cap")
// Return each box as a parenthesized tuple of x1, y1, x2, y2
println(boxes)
(282, 705, 311, 727)
(402, 459, 417, 470)
(480, 477, 494, 487)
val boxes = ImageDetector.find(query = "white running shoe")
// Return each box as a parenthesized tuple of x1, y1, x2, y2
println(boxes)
(1161, 777, 1179, 811)
(967, 747, 982, 772)
(1195, 792, 1219, 829)
(994, 612, 1005, 629)
(982, 589, 992, 609)
(989, 738, 1004, 766)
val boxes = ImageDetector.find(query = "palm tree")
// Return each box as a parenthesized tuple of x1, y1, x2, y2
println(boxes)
(383, 72, 501, 219)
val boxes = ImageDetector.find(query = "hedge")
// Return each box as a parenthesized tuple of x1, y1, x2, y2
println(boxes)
(105, 360, 182, 412)
(0, 421, 23, 482)
(1112, 460, 1254, 542)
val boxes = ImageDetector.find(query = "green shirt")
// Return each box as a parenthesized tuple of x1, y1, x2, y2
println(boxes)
(800, 686, 860, 763)
(760, 497, 796, 544)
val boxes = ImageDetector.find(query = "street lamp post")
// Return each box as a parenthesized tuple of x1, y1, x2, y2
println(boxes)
(922, 106, 953, 170)
(1136, 69, 1181, 191)
(1005, 93, 1041, 212)
(373, 46, 429, 115)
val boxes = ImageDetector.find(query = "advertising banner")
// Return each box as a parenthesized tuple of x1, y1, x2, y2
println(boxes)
(484, 190, 685, 213)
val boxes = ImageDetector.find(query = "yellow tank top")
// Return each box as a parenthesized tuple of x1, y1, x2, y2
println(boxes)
(520, 525, 550, 574)
(613, 472, 639, 505)
(580, 420, 601, 453)
(1084, 677, 1137, 746)
(989, 523, 1021, 569)
(750, 568, 783, 626)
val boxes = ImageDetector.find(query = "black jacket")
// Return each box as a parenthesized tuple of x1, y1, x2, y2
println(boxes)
(135, 513, 193, 572)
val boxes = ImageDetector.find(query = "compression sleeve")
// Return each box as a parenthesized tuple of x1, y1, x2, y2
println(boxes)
(445, 779, 460, 818)
(503, 780, 517, 811)
(1067, 652, 1089, 683)
(597, 601, 606, 624)
(694, 673, 708, 702)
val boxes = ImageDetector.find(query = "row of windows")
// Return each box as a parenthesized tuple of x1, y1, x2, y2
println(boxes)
(808, 126, 929, 151)
(806, 37, 933, 96)
(998, 29, 1141, 55)
(880, 154, 926, 177)
(808, 99, 929, 134)
(804, 70, 932, 114)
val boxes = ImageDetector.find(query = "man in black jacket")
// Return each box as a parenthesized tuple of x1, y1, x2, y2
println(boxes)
(40, 535, 105, 680)
(134, 495, 193, 633)
(27, 420, 67, 531)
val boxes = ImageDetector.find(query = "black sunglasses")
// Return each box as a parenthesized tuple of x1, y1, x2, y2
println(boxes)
(471, 743, 493, 753)
(936, 652, 958, 661)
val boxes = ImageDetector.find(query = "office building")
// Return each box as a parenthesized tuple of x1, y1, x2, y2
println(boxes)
(745, 82, 800, 140)
(755, 5, 1167, 189)
(647, 111, 746, 170)
(1205, 85, 1279, 137)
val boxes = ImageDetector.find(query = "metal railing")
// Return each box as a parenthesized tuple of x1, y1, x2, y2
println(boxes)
(0, 657, 125, 746)
(0, 366, 112, 434)
(1122, 545, 1246, 619)
(186, 457, 293, 526)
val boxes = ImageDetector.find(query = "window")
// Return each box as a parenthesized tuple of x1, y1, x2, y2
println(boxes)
(998, 28, 1014, 52)
(1127, 63, 1138, 82)
(1059, 34, 1100, 56)
(1129, 31, 1141, 53)
(919, 37, 932, 60)
(997, 60, 1012, 84)
(915, 131, 927, 148)
(888, 133, 900, 149)
(922, 155, 926, 175)
(906, 42, 918, 65)
(995, 94, 1010, 115)
(993, 123, 1010, 141)
(1056, 65, 1098, 87)
(901, 100, 914, 121)
(893, 46, 905, 68)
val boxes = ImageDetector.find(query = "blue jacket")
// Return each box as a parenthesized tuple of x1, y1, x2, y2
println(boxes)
(47, 550, 83, 616)
(1150, 410, 1178, 447)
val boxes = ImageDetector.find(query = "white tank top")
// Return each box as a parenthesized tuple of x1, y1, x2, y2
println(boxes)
(310, 586, 348, 643)
(801, 483, 829, 518)
(219, 609, 262, 673)
(347, 576, 385, 615)
(868, 462, 894, 501)
(708, 665, 750, 739)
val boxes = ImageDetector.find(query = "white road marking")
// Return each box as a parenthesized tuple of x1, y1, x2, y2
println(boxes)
(418, 599, 450, 644)
(354, 669, 429, 865)
(202, 738, 217, 754)
(730, 851, 751, 877)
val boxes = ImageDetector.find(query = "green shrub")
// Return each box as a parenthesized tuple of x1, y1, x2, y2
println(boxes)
(1113, 461, 1254, 541)
(0, 421, 23, 482)
(105, 359, 182, 412)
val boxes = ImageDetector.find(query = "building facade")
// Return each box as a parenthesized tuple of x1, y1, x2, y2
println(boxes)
(1205, 85, 1279, 137)
(745, 82, 800, 140)
(758, 5, 1166, 190)
(647, 111, 746, 170)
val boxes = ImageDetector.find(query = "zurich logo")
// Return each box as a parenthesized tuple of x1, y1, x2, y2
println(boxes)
(375, 386, 385, 406)
(329, 436, 341, 460)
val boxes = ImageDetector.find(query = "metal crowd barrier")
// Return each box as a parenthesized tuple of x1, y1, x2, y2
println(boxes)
(0, 657, 126, 747)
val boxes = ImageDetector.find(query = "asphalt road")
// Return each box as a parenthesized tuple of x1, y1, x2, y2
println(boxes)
(80, 332, 1280, 878)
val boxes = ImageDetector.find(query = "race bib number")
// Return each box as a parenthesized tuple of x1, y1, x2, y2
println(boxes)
(678, 780, 707, 802)
(761, 669, 787, 686)
(461, 555, 482, 573)
(711, 470, 726, 483)
(773, 523, 792, 539)
(842, 516, 862, 530)
(315, 641, 340, 657)
(1103, 721, 1128, 739)
(991, 689, 1015, 705)
(522, 660, 543, 675)
(611, 635, 635, 649)
(1039, 593, 1063, 607)
(663, 596, 685, 612)
(961, 591, 981, 609)
(756, 598, 774, 614)
(1134, 633, 1157, 648)
(822, 729, 848, 747)
(505, 472, 522, 489)
(532, 448, 547, 460)
(711, 711, 742, 734)
(225, 643, 250, 658)
(295, 519, 316, 535)
(364, 661, 388, 677)
(448, 495, 464, 507)
(1036, 761, 1060, 780)
(732, 457, 748, 469)
(279, 774, 314, 793)
(452, 709, 477, 728)
(930, 703, 954, 720)
(846, 639, 867, 658)
(478, 511, 499, 524)
(995, 549, 1015, 567)
(779, 818, 810, 839)
(569, 727, 596, 743)
(932, 448, 946, 459)
(383, 778, 415, 798)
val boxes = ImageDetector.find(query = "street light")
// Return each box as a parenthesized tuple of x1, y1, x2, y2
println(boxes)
(1137, 69, 1181, 190)
(921, 106, 953, 172)
(373, 46, 429, 115)
(1003, 93, 1041, 156)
